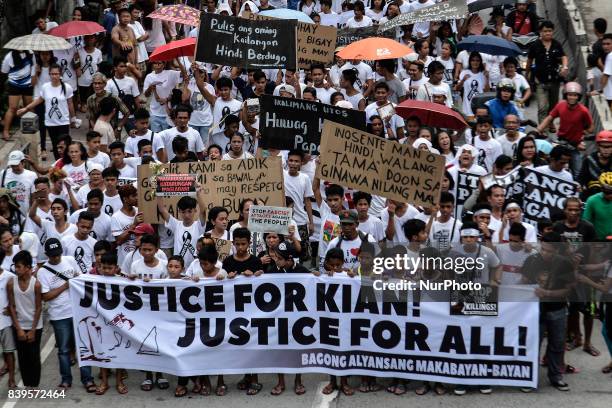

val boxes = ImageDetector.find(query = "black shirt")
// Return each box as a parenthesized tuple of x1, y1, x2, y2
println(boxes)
(528, 39, 565, 83)
(170, 152, 199, 163)
(222, 255, 262, 275)
(521, 253, 575, 312)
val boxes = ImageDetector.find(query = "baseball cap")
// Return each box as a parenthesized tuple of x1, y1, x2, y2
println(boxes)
(339, 210, 358, 224)
(134, 223, 155, 235)
(278, 84, 296, 97)
(275, 241, 295, 260)
(88, 163, 104, 174)
(7, 151, 25, 166)
(44, 238, 63, 257)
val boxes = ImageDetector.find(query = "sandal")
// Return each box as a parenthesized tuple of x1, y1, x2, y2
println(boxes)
(57, 383, 71, 389)
(85, 382, 97, 393)
(359, 382, 369, 393)
(192, 383, 202, 394)
(237, 377, 249, 390)
(175, 386, 188, 397)
(322, 382, 337, 395)
(583, 345, 601, 357)
(271, 384, 285, 395)
(434, 383, 447, 395)
(394, 383, 407, 395)
(415, 383, 431, 395)
(294, 383, 306, 395)
(215, 384, 227, 396)
(116, 383, 128, 394)
(247, 382, 262, 395)
(200, 384, 211, 396)
(386, 384, 397, 394)
(95, 384, 109, 395)
(140, 379, 153, 391)
(340, 384, 354, 396)
(156, 378, 170, 390)
(563, 364, 581, 374)
(368, 383, 383, 392)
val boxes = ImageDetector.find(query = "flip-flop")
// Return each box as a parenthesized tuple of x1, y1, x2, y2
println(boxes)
(215, 384, 227, 396)
(246, 382, 262, 395)
(237, 377, 249, 390)
(394, 384, 407, 395)
(563, 364, 581, 374)
(386, 384, 397, 394)
(322, 383, 337, 395)
(0, 367, 7, 376)
(415, 383, 431, 395)
(95, 384, 109, 395)
(340, 384, 354, 396)
(359, 383, 369, 393)
(156, 378, 170, 390)
(85, 383, 97, 393)
(140, 379, 153, 391)
(200, 384, 211, 396)
(583, 345, 601, 357)
(270, 385, 285, 395)
(116, 383, 128, 394)
(434, 383, 447, 395)
(294, 383, 306, 395)
(368, 383, 383, 392)
(175, 386, 188, 397)
(602, 364, 612, 374)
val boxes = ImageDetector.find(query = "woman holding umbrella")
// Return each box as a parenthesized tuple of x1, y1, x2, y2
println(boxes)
(17, 64, 77, 160)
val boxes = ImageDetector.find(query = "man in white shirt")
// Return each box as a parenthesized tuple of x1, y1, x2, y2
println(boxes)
(61, 211, 97, 274)
(340, 59, 373, 95)
(600, 34, 612, 108)
(143, 61, 185, 132)
(534, 145, 574, 183)
(38, 238, 95, 390)
(471, 116, 503, 173)
(380, 200, 420, 243)
(327, 210, 377, 271)
(427, 192, 462, 252)
(70, 189, 113, 241)
(284, 150, 315, 259)
(354, 191, 385, 242)
(32, 16, 58, 34)
(157, 104, 205, 161)
(105, 56, 140, 134)
(416, 61, 453, 108)
(0, 151, 37, 214)
(346, 1, 373, 28)
(496, 114, 525, 157)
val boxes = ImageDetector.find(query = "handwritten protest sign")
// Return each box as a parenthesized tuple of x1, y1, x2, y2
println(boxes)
(154, 174, 197, 197)
(378, 0, 468, 33)
(248, 205, 292, 235)
(242, 12, 336, 69)
(259, 95, 366, 154)
(137, 158, 285, 224)
(213, 237, 232, 262)
(196, 13, 297, 70)
(317, 121, 445, 207)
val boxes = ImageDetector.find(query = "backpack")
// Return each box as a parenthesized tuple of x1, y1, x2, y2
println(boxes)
(334, 231, 371, 249)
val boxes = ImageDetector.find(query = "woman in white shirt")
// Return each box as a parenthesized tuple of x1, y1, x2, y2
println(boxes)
(299, 0, 320, 16)
(61, 141, 90, 188)
(17, 64, 76, 160)
(366, 0, 386, 24)
(346, 1, 373, 28)
(31, 51, 55, 159)
(222, 134, 254, 160)
(456, 51, 490, 119)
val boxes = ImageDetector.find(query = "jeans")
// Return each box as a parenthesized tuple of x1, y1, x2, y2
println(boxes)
(51, 318, 93, 386)
(539, 307, 567, 384)
(191, 125, 211, 147)
(535, 81, 561, 124)
(150, 115, 170, 133)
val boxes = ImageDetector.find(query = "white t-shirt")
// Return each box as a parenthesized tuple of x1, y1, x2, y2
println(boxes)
(416, 81, 453, 108)
(428, 217, 462, 252)
(0, 271, 15, 330)
(365, 101, 405, 138)
(313, 85, 334, 105)
(145, 18, 166, 53)
(496, 243, 533, 285)
(346, 15, 373, 28)
(283, 171, 314, 225)
(105, 76, 140, 119)
(435, 56, 455, 86)
(121, 248, 168, 275)
(32, 21, 58, 34)
(125, 131, 164, 160)
(459, 70, 487, 117)
(166, 216, 205, 268)
(185, 262, 227, 280)
(507, 74, 531, 100)
(327, 233, 377, 270)
(409, 0, 435, 37)
(358, 216, 385, 242)
(129, 21, 149, 63)
(103, 193, 123, 217)
(40, 81, 74, 126)
(61, 234, 96, 274)
(88, 150, 111, 168)
(130, 258, 168, 280)
(603, 52, 612, 100)
(533, 165, 575, 183)
(497, 221, 538, 243)
(0, 168, 36, 214)
(111, 209, 137, 265)
(211, 98, 243, 140)
(63, 161, 90, 187)
(472, 136, 503, 173)
(93, 120, 114, 146)
(77, 48, 102, 87)
(188, 81, 215, 127)
(222, 151, 254, 160)
(339, 62, 373, 93)
(379, 205, 420, 243)
(69, 208, 113, 241)
(38, 257, 80, 320)
(496, 132, 525, 158)
(158, 126, 205, 161)
(317, 201, 341, 262)
(1, 52, 35, 88)
(403, 76, 428, 100)
(143, 70, 182, 117)
(54, 48, 77, 89)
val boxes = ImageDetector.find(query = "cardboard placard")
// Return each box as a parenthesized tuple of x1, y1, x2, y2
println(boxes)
(258, 95, 366, 154)
(213, 237, 232, 262)
(242, 12, 337, 69)
(378, 0, 468, 33)
(247, 205, 292, 235)
(196, 13, 297, 70)
(137, 157, 285, 224)
(317, 121, 445, 207)
(335, 26, 394, 48)
(154, 174, 197, 197)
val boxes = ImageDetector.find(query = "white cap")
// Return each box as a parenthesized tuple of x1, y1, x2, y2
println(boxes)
(278, 84, 296, 97)
(7, 151, 25, 166)
(335, 100, 354, 109)
(88, 163, 104, 174)
(403, 53, 419, 62)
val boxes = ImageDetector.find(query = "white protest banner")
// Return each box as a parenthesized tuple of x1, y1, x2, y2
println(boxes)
(71, 274, 538, 387)
(378, 0, 468, 33)
(454, 172, 481, 219)
(248, 205, 292, 235)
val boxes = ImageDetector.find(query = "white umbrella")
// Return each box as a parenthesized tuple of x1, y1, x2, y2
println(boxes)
(4, 34, 72, 51)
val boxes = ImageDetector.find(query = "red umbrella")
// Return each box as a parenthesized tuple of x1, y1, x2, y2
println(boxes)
(149, 37, 196, 62)
(48, 21, 105, 39)
(396, 100, 468, 130)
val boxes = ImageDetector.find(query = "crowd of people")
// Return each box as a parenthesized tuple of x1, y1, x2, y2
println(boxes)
(0, 0, 610, 400)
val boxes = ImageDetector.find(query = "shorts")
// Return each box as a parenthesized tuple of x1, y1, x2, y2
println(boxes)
(568, 301, 595, 316)
(7, 84, 33, 96)
(0, 326, 16, 353)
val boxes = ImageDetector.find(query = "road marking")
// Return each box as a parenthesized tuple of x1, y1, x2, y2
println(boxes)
(310, 381, 339, 408)
(2, 334, 56, 408)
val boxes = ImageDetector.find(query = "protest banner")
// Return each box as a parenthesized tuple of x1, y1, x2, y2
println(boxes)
(248, 205, 292, 235)
(259, 95, 366, 154)
(154, 174, 197, 197)
(195, 13, 297, 70)
(378, 0, 469, 33)
(137, 157, 285, 224)
(454, 172, 481, 219)
(317, 121, 445, 207)
(335, 26, 394, 48)
(242, 12, 337, 69)
(450, 284, 499, 316)
(70, 274, 538, 387)
(519, 168, 579, 226)
(117, 177, 137, 187)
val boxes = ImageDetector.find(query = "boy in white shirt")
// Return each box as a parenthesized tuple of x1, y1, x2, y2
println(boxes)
(61, 211, 97, 274)
(427, 192, 462, 252)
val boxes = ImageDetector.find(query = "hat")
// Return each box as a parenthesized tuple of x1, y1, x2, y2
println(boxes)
(339, 210, 358, 224)
(44, 238, 63, 257)
(7, 151, 25, 166)
(275, 241, 295, 260)
(88, 163, 104, 174)
(335, 100, 353, 109)
(134, 223, 155, 235)
(278, 84, 296, 97)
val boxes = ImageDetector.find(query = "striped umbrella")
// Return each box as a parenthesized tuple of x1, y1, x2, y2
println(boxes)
(3, 34, 72, 51)
(148, 4, 200, 26)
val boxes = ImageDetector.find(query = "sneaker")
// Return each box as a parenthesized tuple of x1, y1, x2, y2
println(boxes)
(454, 386, 467, 395)
(551, 381, 569, 391)
(479, 385, 492, 394)
(520, 387, 535, 393)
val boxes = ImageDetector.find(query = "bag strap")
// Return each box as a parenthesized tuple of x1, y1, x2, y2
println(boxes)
(0, 168, 7, 188)
(150, 130, 155, 143)
(111, 77, 123, 95)
(40, 264, 70, 281)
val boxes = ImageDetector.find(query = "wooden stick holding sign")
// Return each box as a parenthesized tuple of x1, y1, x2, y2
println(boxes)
(317, 121, 446, 208)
